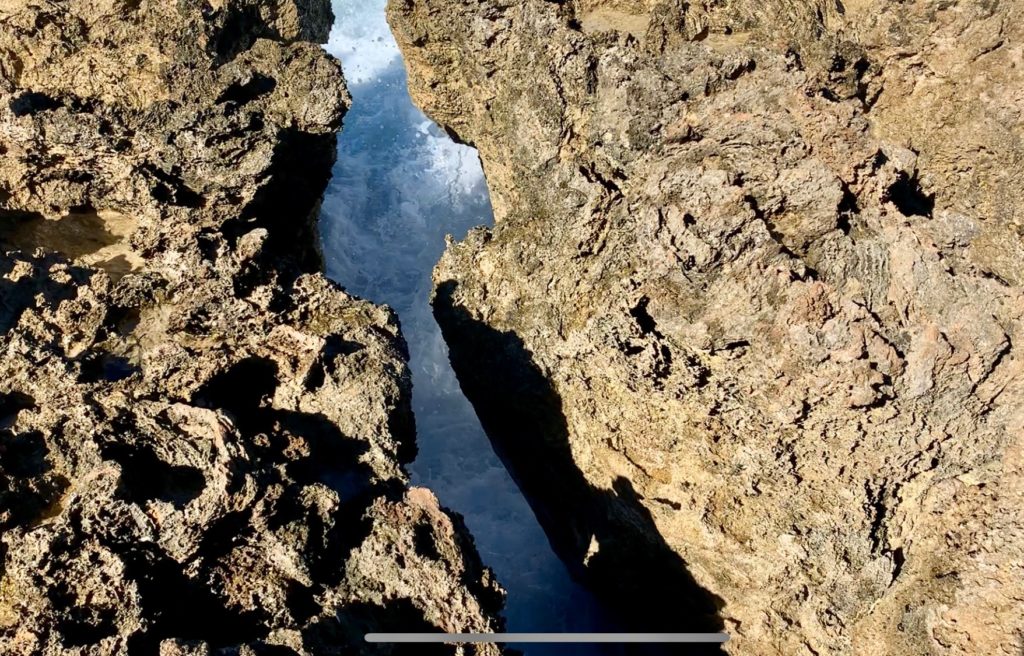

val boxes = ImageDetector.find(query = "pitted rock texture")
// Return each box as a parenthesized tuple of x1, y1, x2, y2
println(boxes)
(0, 1, 503, 654)
(389, 0, 1024, 653)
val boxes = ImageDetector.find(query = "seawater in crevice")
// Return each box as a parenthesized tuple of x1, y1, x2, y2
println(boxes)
(319, 2, 627, 654)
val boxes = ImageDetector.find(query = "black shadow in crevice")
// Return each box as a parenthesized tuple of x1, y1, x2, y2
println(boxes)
(223, 127, 339, 281)
(434, 280, 725, 654)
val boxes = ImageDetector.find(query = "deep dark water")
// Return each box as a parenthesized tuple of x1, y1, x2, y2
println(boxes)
(319, 2, 704, 654)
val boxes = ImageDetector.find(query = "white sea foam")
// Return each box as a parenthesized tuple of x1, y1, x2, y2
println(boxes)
(320, 3, 617, 651)
(327, 0, 401, 85)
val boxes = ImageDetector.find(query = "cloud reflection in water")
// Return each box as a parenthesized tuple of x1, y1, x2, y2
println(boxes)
(321, 3, 623, 653)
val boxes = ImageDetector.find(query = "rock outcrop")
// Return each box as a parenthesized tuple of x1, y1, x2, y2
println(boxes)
(0, 1, 503, 653)
(389, 0, 1024, 653)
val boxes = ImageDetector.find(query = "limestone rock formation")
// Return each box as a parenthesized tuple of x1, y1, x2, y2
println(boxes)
(0, 1, 503, 653)
(389, 0, 1024, 653)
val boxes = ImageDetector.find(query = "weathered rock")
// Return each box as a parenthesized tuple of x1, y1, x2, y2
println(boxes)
(389, 0, 1024, 653)
(0, 1, 503, 653)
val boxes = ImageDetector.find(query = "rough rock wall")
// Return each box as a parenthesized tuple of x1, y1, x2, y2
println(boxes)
(0, 1, 503, 654)
(388, 0, 1024, 653)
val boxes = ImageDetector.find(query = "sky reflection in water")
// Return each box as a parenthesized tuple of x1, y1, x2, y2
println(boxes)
(320, 3, 627, 653)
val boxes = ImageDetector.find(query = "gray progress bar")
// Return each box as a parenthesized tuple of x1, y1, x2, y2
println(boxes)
(365, 633, 730, 644)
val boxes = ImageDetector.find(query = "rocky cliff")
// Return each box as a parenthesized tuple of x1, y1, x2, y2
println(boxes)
(389, 0, 1024, 653)
(0, 1, 503, 653)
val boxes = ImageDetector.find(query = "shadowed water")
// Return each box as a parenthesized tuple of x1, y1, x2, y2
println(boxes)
(318, 2, 630, 654)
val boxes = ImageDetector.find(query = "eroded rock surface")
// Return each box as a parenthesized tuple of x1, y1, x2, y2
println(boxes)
(0, 1, 503, 653)
(389, 0, 1024, 653)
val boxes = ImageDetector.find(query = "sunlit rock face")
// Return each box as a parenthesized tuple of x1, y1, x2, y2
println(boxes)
(390, 0, 1024, 654)
(0, 1, 504, 653)
(319, 4, 626, 655)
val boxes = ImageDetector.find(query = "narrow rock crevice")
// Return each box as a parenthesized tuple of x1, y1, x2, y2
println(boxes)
(0, 1, 505, 653)
(392, 0, 1024, 653)
(434, 280, 725, 649)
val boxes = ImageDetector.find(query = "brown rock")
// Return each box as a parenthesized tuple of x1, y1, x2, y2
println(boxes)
(389, 0, 1024, 653)
(1, 1, 503, 653)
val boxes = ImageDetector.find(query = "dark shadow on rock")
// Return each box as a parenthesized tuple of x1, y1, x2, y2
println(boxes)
(0, 389, 35, 427)
(207, 4, 272, 65)
(48, 582, 120, 647)
(115, 542, 271, 652)
(76, 352, 407, 652)
(0, 390, 68, 529)
(434, 280, 726, 654)
(100, 441, 206, 511)
(0, 428, 69, 530)
(0, 252, 94, 334)
(224, 127, 339, 279)
(191, 356, 378, 497)
(191, 356, 384, 584)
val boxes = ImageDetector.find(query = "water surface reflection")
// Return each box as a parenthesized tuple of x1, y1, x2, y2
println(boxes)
(321, 3, 624, 653)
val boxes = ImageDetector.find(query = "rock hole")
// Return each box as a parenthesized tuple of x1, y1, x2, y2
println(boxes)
(886, 173, 935, 218)
(654, 497, 683, 511)
(101, 442, 206, 510)
(78, 353, 140, 383)
(193, 357, 279, 430)
(1, 429, 48, 478)
(9, 91, 61, 117)
(716, 340, 750, 353)
(629, 296, 659, 336)
(144, 164, 206, 208)
(217, 74, 278, 109)
(104, 305, 141, 339)
(413, 522, 442, 561)
(285, 580, 322, 624)
(892, 546, 906, 580)
(838, 181, 860, 221)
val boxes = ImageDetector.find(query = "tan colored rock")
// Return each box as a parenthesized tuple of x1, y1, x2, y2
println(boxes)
(1, 1, 503, 653)
(389, 0, 1024, 653)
